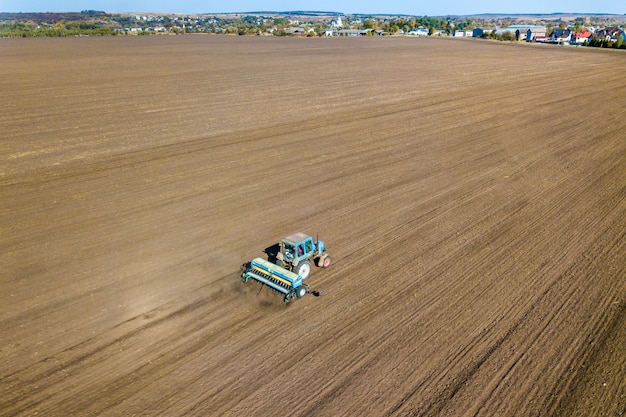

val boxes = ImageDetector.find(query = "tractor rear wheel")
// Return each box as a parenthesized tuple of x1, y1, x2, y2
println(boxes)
(294, 260, 311, 280)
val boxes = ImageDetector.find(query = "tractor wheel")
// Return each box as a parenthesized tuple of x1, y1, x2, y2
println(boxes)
(320, 254, 331, 268)
(294, 260, 311, 280)
(296, 285, 307, 298)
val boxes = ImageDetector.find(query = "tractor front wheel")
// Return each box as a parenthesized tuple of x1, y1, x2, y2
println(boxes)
(319, 254, 331, 268)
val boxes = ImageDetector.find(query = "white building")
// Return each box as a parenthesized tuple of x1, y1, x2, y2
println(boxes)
(408, 27, 429, 36)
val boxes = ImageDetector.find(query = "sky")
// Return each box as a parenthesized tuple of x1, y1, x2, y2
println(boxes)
(2, 0, 625, 16)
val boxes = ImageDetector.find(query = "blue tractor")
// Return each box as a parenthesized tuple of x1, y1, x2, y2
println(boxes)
(275, 232, 331, 280)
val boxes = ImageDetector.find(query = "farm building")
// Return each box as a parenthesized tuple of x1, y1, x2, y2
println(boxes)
(408, 27, 429, 36)
(511, 25, 547, 41)
(493, 25, 547, 41)
(337, 29, 369, 36)
(453, 29, 473, 37)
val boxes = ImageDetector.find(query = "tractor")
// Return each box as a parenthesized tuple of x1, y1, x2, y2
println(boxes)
(240, 232, 331, 302)
(275, 232, 331, 280)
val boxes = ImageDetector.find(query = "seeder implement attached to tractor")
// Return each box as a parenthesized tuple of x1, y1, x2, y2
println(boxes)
(241, 257, 308, 303)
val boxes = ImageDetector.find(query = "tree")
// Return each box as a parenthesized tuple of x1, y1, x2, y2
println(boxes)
(312, 23, 324, 36)
(501, 31, 515, 41)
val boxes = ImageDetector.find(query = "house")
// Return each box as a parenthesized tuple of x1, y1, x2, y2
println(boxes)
(550, 29, 571, 44)
(594, 27, 623, 42)
(572, 29, 593, 44)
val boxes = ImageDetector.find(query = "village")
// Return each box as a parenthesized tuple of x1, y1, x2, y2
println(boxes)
(115, 13, 626, 47)
(315, 24, 623, 46)
(1, 10, 625, 47)
(258, 15, 625, 46)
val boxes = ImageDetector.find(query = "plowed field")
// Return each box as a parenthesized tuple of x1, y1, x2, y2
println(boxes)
(1, 35, 624, 416)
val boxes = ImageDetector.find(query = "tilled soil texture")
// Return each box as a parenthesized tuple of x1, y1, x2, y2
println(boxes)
(1, 36, 624, 417)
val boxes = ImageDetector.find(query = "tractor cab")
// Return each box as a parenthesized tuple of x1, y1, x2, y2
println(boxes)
(280, 232, 315, 263)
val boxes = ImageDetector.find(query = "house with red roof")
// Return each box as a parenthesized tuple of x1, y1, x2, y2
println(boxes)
(572, 30, 593, 44)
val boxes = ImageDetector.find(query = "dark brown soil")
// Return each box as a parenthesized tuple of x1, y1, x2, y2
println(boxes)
(1, 35, 624, 416)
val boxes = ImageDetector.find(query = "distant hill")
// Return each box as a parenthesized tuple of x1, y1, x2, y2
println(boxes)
(0, 11, 108, 22)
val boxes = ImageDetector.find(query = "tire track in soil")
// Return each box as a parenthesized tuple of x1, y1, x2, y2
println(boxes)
(390, 141, 626, 416)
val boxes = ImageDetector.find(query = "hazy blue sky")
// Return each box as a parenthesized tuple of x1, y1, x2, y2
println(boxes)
(2, 0, 625, 15)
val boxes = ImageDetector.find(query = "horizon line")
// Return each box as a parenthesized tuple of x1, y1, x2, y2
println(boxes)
(2, 10, 625, 16)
